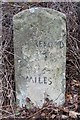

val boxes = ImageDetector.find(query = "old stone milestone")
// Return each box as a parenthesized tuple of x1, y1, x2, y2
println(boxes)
(13, 7, 66, 107)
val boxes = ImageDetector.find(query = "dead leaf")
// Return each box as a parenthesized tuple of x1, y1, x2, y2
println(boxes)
(69, 111, 80, 118)
(51, 114, 56, 119)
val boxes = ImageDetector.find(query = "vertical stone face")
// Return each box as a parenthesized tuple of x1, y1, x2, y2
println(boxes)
(13, 7, 66, 108)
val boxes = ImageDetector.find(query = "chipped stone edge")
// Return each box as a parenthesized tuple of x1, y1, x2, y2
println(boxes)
(13, 7, 66, 20)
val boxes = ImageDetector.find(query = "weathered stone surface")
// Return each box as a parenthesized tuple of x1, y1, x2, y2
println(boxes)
(13, 7, 66, 108)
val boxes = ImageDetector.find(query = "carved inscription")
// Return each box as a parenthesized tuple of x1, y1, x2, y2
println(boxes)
(25, 76, 52, 85)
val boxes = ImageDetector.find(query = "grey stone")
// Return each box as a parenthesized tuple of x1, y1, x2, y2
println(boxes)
(13, 7, 66, 108)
